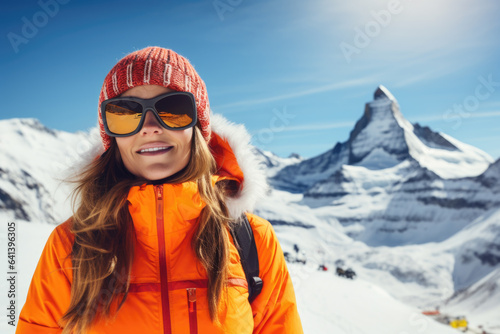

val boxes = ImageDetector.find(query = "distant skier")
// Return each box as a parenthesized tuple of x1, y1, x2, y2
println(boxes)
(345, 268, 356, 279)
(336, 266, 356, 279)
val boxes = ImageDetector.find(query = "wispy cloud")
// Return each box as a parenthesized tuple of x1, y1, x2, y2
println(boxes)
(279, 121, 355, 132)
(214, 77, 375, 111)
(412, 110, 500, 123)
(252, 110, 500, 134)
(392, 64, 464, 88)
(466, 111, 500, 119)
(260, 142, 334, 151)
(392, 70, 443, 88)
(249, 121, 354, 146)
(468, 135, 500, 142)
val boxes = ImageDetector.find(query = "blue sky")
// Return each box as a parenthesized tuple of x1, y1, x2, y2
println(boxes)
(1, 0, 500, 160)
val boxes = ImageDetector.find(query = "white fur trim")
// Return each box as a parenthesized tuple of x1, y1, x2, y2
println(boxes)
(210, 113, 269, 219)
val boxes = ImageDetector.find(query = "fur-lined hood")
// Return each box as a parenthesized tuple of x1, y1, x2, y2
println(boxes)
(209, 114, 268, 219)
(71, 113, 268, 220)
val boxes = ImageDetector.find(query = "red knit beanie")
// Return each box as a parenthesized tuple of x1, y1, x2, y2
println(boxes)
(98, 46, 211, 151)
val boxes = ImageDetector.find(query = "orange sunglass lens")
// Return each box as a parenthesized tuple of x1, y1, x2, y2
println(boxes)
(158, 113, 193, 127)
(105, 102, 142, 134)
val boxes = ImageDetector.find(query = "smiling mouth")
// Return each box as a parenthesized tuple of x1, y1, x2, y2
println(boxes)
(138, 146, 173, 154)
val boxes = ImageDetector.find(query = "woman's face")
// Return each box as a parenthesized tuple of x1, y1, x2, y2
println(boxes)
(115, 85, 193, 181)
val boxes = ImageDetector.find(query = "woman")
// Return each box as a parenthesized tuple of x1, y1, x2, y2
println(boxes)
(16, 46, 303, 333)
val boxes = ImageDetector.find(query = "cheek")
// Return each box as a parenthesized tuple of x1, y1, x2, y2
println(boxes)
(175, 129, 193, 148)
(115, 137, 135, 159)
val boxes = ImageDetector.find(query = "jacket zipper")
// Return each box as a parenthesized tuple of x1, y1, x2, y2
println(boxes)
(187, 288, 198, 334)
(156, 185, 172, 334)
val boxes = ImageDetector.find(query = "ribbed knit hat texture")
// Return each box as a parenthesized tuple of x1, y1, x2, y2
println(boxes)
(98, 46, 211, 151)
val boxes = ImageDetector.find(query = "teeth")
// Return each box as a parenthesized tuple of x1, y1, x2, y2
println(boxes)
(139, 146, 171, 153)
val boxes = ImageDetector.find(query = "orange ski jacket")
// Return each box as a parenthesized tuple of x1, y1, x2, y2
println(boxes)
(16, 115, 304, 334)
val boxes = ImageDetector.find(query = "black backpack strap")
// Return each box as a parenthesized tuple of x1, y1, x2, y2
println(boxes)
(229, 213, 263, 303)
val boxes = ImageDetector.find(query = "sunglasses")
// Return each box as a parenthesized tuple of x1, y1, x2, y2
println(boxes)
(100, 91, 197, 137)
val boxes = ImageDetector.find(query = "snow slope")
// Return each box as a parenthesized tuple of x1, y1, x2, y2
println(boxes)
(257, 188, 500, 333)
(442, 268, 500, 332)
(437, 207, 500, 291)
(295, 267, 458, 334)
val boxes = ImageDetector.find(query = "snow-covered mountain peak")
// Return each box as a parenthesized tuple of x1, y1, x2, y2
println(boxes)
(348, 86, 408, 167)
(373, 84, 396, 101)
(272, 86, 493, 194)
(343, 86, 493, 177)
(2, 118, 58, 139)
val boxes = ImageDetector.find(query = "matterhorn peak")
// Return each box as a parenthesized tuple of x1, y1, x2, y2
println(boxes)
(271, 85, 493, 193)
(346, 86, 408, 166)
(373, 85, 396, 101)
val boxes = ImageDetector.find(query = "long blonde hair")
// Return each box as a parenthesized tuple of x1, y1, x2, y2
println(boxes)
(59, 124, 237, 333)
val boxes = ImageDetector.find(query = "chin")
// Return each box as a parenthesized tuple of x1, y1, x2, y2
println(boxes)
(143, 172, 174, 181)
(141, 166, 182, 181)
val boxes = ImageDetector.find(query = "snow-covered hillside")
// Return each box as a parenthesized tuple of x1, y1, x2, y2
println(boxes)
(257, 186, 500, 333)
(0, 118, 100, 224)
(301, 158, 500, 246)
(437, 207, 500, 291)
(443, 268, 500, 332)
(252, 147, 304, 178)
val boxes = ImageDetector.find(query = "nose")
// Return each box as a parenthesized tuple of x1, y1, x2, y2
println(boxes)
(140, 110, 164, 135)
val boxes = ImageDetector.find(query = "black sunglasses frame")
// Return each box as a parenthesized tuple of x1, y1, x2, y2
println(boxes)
(100, 91, 198, 137)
